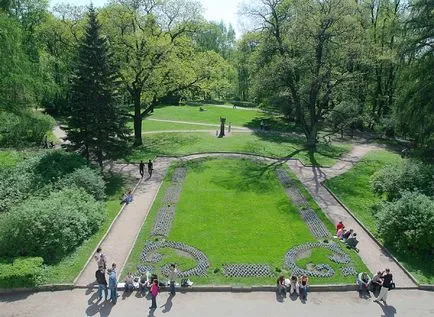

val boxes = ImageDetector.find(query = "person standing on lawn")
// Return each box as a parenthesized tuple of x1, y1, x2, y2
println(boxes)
(95, 266, 108, 301)
(149, 279, 159, 309)
(168, 264, 178, 295)
(374, 268, 393, 305)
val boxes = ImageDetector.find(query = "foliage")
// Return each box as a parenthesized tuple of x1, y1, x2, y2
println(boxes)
(375, 191, 434, 256)
(371, 159, 434, 200)
(0, 151, 86, 213)
(0, 110, 55, 146)
(65, 6, 130, 167)
(55, 166, 106, 201)
(0, 188, 105, 263)
(0, 257, 44, 288)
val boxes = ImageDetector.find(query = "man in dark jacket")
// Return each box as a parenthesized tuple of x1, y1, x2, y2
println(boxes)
(95, 266, 108, 301)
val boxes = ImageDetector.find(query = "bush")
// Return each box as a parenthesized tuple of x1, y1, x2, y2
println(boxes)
(0, 188, 106, 263)
(0, 110, 55, 147)
(376, 191, 434, 255)
(55, 167, 106, 201)
(0, 257, 44, 288)
(0, 151, 86, 213)
(371, 159, 434, 200)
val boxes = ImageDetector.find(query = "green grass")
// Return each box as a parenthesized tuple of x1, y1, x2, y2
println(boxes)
(44, 173, 132, 283)
(139, 120, 220, 132)
(123, 158, 368, 285)
(125, 132, 350, 167)
(325, 150, 433, 284)
(146, 105, 299, 132)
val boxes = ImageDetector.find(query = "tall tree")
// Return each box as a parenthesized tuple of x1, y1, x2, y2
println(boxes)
(66, 6, 130, 168)
(242, 0, 362, 148)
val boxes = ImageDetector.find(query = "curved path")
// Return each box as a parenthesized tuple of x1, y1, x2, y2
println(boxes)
(75, 146, 416, 288)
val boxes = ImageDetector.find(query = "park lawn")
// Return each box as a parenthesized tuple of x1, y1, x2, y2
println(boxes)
(44, 173, 132, 283)
(149, 105, 264, 127)
(123, 158, 368, 285)
(140, 120, 221, 132)
(125, 132, 351, 167)
(325, 150, 433, 284)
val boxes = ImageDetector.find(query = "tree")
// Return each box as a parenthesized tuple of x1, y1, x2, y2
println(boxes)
(394, 0, 434, 147)
(242, 0, 362, 149)
(65, 6, 130, 168)
(375, 191, 434, 255)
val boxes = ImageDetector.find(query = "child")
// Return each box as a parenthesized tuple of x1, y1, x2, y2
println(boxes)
(149, 279, 159, 309)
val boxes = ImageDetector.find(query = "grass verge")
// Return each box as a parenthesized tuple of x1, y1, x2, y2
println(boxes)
(325, 149, 433, 284)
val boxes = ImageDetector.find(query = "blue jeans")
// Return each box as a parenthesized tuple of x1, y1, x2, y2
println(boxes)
(300, 285, 308, 299)
(169, 281, 176, 294)
(125, 283, 134, 292)
(110, 286, 117, 303)
(98, 284, 108, 300)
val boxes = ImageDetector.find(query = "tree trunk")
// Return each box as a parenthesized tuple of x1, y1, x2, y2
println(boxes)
(306, 128, 317, 151)
(133, 91, 142, 146)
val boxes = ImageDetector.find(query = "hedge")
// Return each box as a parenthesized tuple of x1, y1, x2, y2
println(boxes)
(0, 257, 44, 288)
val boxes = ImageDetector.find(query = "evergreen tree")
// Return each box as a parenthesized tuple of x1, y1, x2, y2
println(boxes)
(65, 6, 130, 168)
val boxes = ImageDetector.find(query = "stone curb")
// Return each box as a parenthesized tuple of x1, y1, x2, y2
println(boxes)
(1, 283, 423, 295)
(72, 176, 143, 285)
(321, 182, 421, 287)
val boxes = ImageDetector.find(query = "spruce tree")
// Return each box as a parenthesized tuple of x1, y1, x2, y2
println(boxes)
(66, 5, 130, 168)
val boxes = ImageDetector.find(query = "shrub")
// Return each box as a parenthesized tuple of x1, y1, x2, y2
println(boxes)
(0, 110, 55, 147)
(0, 257, 44, 288)
(376, 191, 434, 255)
(0, 188, 106, 263)
(55, 166, 106, 201)
(0, 151, 86, 213)
(371, 159, 434, 200)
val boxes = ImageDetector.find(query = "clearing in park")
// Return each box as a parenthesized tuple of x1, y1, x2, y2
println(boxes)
(124, 157, 367, 285)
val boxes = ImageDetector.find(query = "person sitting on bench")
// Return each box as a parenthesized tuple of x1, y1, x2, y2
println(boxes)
(124, 272, 135, 292)
(346, 233, 359, 249)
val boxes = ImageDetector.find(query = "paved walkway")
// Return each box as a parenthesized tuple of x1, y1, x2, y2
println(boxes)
(0, 289, 432, 317)
(147, 118, 250, 130)
(76, 158, 173, 286)
(285, 144, 416, 287)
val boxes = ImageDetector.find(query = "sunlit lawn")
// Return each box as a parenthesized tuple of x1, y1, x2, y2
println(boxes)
(123, 158, 368, 285)
(125, 132, 350, 167)
(325, 150, 433, 284)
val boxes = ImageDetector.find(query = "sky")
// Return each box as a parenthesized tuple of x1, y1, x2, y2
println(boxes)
(50, 0, 244, 37)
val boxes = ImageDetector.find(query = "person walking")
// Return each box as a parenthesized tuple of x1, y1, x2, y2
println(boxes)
(95, 266, 108, 301)
(147, 160, 153, 177)
(168, 264, 178, 295)
(149, 279, 159, 309)
(94, 247, 107, 269)
(108, 268, 118, 304)
(139, 160, 145, 178)
(374, 268, 393, 305)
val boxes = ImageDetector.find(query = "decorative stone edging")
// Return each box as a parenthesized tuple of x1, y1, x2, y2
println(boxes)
(222, 264, 274, 277)
(284, 242, 355, 278)
(276, 169, 330, 239)
(139, 240, 209, 277)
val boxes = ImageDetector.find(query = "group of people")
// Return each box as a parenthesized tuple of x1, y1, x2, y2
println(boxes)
(276, 275, 309, 300)
(94, 247, 178, 309)
(139, 160, 153, 178)
(357, 269, 395, 305)
(336, 221, 359, 250)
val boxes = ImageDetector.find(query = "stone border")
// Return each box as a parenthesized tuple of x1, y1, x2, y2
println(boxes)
(321, 182, 423, 287)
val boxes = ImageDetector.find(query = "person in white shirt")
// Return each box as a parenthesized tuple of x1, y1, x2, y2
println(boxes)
(168, 264, 178, 295)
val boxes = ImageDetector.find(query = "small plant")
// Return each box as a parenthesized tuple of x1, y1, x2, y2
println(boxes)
(213, 268, 220, 274)
(275, 267, 282, 273)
